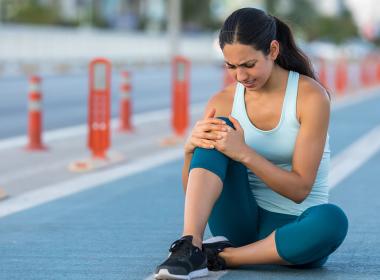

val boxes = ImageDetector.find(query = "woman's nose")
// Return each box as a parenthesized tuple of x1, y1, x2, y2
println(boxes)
(236, 67, 248, 82)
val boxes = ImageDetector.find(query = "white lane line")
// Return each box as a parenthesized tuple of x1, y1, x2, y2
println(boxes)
(329, 125, 380, 188)
(0, 147, 184, 218)
(0, 103, 204, 151)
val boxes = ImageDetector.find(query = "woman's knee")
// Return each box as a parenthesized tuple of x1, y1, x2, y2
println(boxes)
(275, 204, 348, 265)
(308, 204, 348, 246)
(189, 116, 235, 181)
(301, 204, 348, 260)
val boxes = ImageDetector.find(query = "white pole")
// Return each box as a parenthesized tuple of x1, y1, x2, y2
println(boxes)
(168, 0, 182, 59)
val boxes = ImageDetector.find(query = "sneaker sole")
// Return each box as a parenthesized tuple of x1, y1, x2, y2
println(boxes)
(154, 268, 208, 280)
(202, 236, 229, 244)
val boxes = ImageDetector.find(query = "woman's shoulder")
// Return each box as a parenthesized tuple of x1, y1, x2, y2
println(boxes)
(298, 74, 330, 102)
(297, 74, 330, 121)
(203, 82, 237, 117)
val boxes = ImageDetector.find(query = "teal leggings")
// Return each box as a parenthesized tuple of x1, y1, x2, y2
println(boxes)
(189, 117, 348, 268)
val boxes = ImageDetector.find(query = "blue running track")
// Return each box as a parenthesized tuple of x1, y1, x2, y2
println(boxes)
(1, 93, 380, 280)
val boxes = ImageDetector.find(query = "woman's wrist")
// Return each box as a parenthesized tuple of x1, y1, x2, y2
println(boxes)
(239, 145, 255, 165)
(184, 141, 193, 155)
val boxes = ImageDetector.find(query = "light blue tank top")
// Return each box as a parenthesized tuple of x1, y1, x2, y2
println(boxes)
(231, 71, 330, 216)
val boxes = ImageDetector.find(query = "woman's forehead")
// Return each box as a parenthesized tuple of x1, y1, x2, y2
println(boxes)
(223, 43, 263, 63)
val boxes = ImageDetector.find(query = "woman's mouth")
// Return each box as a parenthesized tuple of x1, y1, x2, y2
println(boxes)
(243, 79, 257, 88)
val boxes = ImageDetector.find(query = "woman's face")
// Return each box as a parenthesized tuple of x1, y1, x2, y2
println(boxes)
(222, 41, 279, 91)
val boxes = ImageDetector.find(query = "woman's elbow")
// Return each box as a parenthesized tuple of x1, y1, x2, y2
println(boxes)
(293, 184, 313, 204)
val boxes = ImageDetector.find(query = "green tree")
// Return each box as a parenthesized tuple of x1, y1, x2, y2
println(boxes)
(9, 0, 60, 25)
(266, 0, 358, 43)
(316, 9, 358, 43)
(182, 0, 219, 31)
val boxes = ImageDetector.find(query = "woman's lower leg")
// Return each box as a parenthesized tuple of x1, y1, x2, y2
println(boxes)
(219, 231, 291, 266)
(182, 168, 223, 249)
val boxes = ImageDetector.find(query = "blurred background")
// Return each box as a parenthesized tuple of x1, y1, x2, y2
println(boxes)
(0, 0, 379, 76)
(1, 0, 380, 140)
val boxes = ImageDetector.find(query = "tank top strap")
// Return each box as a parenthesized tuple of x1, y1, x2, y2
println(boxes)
(283, 71, 300, 124)
(231, 82, 245, 117)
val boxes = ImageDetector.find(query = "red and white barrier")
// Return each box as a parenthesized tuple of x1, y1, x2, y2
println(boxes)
(88, 58, 111, 159)
(312, 53, 380, 97)
(119, 71, 133, 132)
(172, 56, 190, 137)
(334, 58, 348, 95)
(26, 75, 46, 150)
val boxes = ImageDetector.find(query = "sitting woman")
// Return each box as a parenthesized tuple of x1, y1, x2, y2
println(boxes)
(154, 7, 348, 280)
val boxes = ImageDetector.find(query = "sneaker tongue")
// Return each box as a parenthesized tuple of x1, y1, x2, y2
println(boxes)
(169, 236, 194, 253)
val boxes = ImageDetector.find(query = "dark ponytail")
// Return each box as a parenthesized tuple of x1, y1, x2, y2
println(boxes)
(219, 8, 316, 80)
(273, 16, 316, 79)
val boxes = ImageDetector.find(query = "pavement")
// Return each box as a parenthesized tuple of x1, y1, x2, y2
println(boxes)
(0, 87, 380, 279)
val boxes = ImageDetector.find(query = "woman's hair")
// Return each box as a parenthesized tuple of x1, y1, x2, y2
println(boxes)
(219, 7, 316, 80)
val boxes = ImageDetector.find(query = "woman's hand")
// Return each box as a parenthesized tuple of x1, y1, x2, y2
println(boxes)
(214, 115, 250, 162)
(184, 108, 228, 155)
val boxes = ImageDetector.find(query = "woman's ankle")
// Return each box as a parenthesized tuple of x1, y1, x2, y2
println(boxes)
(182, 233, 203, 249)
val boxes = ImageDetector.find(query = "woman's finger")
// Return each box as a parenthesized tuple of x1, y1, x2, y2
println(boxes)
(199, 118, 226, 126)
(205, 108, 216, 119)
(199, 139, 216, 149)
(193, 131, 222, 140)
(191, 138, 216, 149)
(199, 123, 228, 132)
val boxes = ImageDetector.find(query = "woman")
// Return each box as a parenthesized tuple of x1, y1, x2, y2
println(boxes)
(154, 7, 348, 280)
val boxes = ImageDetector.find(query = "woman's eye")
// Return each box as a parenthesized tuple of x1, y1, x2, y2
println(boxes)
(226, 65, 236, 69)
(245, 64, 255, 68)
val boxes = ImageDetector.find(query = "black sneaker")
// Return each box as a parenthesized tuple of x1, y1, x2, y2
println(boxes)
(155, 235, 208, 279)
(202, 236, 233, 271)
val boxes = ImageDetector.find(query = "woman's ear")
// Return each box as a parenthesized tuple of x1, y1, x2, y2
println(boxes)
(269, 40, 280, 60)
